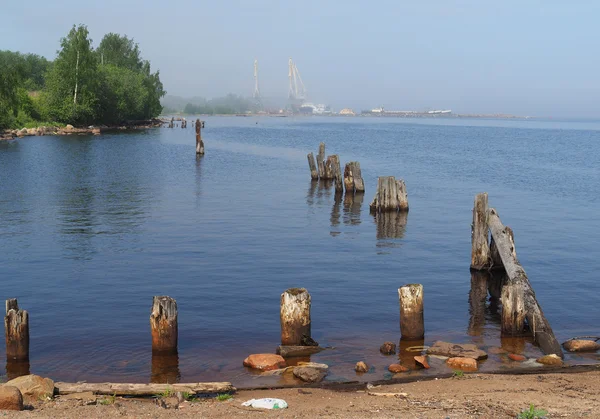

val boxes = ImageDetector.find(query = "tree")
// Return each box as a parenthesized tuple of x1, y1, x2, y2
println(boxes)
(42, 24, 100, 124)
(97, 33, 142, 71)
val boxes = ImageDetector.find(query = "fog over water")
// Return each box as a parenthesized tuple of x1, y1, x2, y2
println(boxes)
(3, 0, 600, 117)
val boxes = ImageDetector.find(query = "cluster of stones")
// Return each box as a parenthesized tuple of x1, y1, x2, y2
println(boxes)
(0, 374, 55, 411)
(242, 354, 329, 383)
(0, 125, 102, 140)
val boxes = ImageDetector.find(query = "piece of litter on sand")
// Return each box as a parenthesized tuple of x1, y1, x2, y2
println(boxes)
(241, 398, 288, 409)
(367, 391, 408, 398)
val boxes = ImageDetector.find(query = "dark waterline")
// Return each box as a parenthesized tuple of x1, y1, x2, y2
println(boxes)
(1, 116, 599, 385)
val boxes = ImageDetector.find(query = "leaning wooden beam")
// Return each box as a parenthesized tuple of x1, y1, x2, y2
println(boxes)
(54, 382, 235, 396)
(470, 193, 491, 270)
(487, 208, 563, 357)
(5, 299, 29, 361)
(307, 153, 318, 180)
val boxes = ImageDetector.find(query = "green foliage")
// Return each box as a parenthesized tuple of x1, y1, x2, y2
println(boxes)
(156, 387, 174, 398)
(97, 33, 142, 71)
(216, 393, 232, 401)
(452, 370, 465, 378)
(517, 404, 548, 419)
(99, 393, 117, 405)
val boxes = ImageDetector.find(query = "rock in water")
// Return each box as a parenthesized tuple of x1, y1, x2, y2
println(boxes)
(536, 354, 563, 366)
(243, 354, 287, 371)
(414, 356, 430, 369)
(508, 353, 526, 362)
(293, 367, 326, 383)
(5, 375, 55, 400)
(426, 341, 488, 360)
(0, 386, 23, 411)
(388, 364, 409, 373)
(380, 342, 397, 355)
(355, 361, 369, 373)
(563, 340, 600, 353)
(446, 357, 478, 371)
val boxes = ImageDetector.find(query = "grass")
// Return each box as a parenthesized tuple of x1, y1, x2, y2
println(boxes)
(216, 393, 233, 402)
(99, 393, 117, 405)
(517, 404, 548, 419)
(156, 387, 174, 398)
(452, 370, 465, 378)
(181, 391, 195, 401)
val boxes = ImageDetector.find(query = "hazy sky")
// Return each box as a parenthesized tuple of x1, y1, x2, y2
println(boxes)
(3, 0, 600, 117)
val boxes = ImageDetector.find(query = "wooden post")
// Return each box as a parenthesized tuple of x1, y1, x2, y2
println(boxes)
(5, 299, 29, 361)
(169, 117, 174, 128)
(327, 155, 343, 192)
(398, 284, 424, 340)
(488, 208, 563, 357)
(317, 143, 325, 178)
(343, 162, 365, 194)
(369, 176, 409, 213)
(471, 193, 491, 270)
(323, 156, 334, 180)
(501, 277, 526, 336)
(280, 288, 311, 346)
(307, 153, 318, 180)
(195, 119, 204, 155)
(150, 296, 178, 354)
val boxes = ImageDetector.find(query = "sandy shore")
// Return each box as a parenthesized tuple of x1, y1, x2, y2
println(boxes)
(4, 369, 599, 418)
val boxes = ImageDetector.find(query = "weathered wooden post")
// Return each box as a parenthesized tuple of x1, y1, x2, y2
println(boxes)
(280, 288, 311, 345)
(488, 208, 563, 357)
(471, 193, 491, 270)
(343, 162, 365, 194)
(501, 278, 526, 336)
(169, 117, 174, 128)
(468, 271, 489, 336)
(150, 296, 178, 354)
(369, 176, 409, 213)
(398, 284, 424, 340)
(5, 299, 29, 361)
(307, 153, 318, 180)
(317, 143, 325, 178)
(323, 156, 334, 180)
(195, 119, 204, 155)
(327, 155, 343, 192)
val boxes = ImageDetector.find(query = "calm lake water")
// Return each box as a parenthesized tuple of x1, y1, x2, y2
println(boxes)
(1, 116, 599, 385)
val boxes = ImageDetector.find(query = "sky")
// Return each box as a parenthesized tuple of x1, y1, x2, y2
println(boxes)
(2, 0, 600, 117)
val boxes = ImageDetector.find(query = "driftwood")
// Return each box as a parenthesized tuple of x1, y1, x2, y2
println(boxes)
(5, 299, 29, 361)
(470, 193, 490, 270)
(307, 153, 318, 180)
(343, 162, 365, 194)
(369, 176, 408, 213)
(488, 208, 563, 357)
(280, 288, 311, 346)
(54, 382, 235, 396)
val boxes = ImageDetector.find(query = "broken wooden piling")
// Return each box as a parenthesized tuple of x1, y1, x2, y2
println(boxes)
(4, 299, 29, 362)
(195, 119, 204, 155)
(150, 296, 178, 354)
(369, 176, 408, 213)
(169, 117, 174, 128)
(471, 193, 491, 270)
(343, 162, 365, 194)
(280, 288, 311, 346)
(317, 143, 325, 178)
(327, 155, 343, 192)
(398, 285, 424, 340)
(307, 153, 318, 180)
(487, 208, 563, 357)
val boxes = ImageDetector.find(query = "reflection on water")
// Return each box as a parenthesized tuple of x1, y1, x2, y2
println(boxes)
(330, 192, 342, 233)
(374, 211, 408, 245)
(398, 338, 425, 369)
(468, 271, 489, 337)
(343, 193, 363, 225)
(5, 361, 30, 381)
(151, 353, 181, 384)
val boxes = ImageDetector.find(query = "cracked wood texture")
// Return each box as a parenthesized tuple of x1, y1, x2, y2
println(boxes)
(471, 193, 491, 270)
(399, 284, 424, 340)
(5, 299, 29, 361)
(280, 288, 311, 346)
(150, 296, 178, 354)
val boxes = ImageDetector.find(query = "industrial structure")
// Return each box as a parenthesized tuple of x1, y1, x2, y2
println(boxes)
(253, 59, 262, 107)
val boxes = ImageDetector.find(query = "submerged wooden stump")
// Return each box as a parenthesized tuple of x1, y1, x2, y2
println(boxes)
(343, 162, 365, 194)
(471, 193, 491, 270)
(501, 277, 526, 336)
(369, 176, 409, 213)
(307, 153, 318, 180)
(323, 156, 334, 180)
(488, 208, 563, 357)
(150, 296, 178, 354)
(317, 143, 325, 179)
(280, 288, 311, 346)
(195, 119, 204, 155)
(398, 284, 424, 340)
(5, 299, 29, 362)
(327, 155, 343, 192)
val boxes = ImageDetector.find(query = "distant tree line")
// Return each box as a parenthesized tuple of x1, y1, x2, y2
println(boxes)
(182, 94, 257, 115)
(0, 24, 165, 130)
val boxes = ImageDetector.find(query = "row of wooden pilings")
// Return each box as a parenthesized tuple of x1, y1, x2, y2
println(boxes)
(306, 142, 409, 213)
(165, 117, 205, 155)
(470, 192, 563, 358)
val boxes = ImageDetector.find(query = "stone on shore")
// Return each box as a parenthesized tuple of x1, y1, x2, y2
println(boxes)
(388, 364, 409, 373)
(508, 353, 526, 362)
(355, 361, 369, 373)
(414, 355, 430, 369)
(65, 124, 74, 130)
(0, 386, 24, 411)
(5, 374, 55, 400)
(446, 357, 478, 371)
(563, 339, 600, 353)
(536, 354, 563, 366)
(426, 341, 488, 360)
(380, 342, 397, 355)
(293, 366, 327, 383)
(243, 354, 286, 371)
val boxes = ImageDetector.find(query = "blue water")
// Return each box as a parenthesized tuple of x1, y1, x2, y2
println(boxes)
(1, 116, 599, 384)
